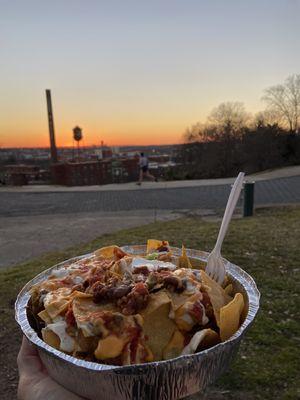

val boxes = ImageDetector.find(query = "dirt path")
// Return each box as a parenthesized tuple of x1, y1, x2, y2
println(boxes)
(0, 210, 180, 268)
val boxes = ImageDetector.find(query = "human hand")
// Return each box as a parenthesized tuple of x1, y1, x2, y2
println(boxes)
(17, 336, 84, 400)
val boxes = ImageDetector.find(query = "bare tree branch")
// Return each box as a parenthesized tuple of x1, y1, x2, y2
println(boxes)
(262, 74, 300, 131)
(208, 101, 250, 135)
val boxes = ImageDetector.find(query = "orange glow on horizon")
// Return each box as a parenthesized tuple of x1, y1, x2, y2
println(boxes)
(1, 128, 184, 148)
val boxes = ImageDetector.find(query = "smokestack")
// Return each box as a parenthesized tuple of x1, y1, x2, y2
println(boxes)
(45, 89, 58, 163)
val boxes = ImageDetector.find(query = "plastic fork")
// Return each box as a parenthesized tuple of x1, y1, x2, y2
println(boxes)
(205, 172, 245, 285)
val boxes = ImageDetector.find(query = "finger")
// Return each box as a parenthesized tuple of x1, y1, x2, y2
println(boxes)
(17, 336, 44, 377)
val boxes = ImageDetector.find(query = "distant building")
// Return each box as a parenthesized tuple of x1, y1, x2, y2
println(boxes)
(51, 157, 139, 186)
(0, 144, 179, 186)
(4, 164, 40, 185)
(95, 147, 113, 160)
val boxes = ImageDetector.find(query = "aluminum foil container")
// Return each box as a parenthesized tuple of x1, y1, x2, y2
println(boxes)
(15, 246, 260, 400)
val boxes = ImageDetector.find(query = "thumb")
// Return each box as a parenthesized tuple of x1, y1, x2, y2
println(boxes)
(17, 336, 46, 378)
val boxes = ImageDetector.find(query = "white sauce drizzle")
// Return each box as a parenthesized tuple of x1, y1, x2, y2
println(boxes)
(184, 279, 197, 294)
(201, 303, 209, 325)
(73, 275, 84, 285)
(50, 268, 69, 279)
(50, 263, 81, 279)
(76, 320, 95, 337)
(120, 258, 132, 275)
(181, 330, 208, 355)
(181, 312, 194, 326)
(46, 320, 75, 352)
(131, 258, 177, 272)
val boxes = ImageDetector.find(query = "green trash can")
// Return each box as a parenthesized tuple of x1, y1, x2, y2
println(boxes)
(243, 181, 255, 217)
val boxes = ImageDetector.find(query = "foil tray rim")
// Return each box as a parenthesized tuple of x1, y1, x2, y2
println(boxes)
(15, 245, 260, 373)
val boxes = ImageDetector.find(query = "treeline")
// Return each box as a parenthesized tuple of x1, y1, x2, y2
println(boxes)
(168, 74, 300, 180)
(170, 125, 300, 180)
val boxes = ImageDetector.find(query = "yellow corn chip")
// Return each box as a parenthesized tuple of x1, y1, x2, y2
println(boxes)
(146, 239, 169, 254)
(94, 335, 125, 360)
(220, 292, 245, 341)
(224, 283, 233, 296)
(222, 275, 230, 288)
(43, 287, 73, 319)
(168, 291, 194, 312)
(178, 245, 193, 268)
(72, 297, 117, 338)
(38, 309, 52, 324)
(42, 329, 60, 350)
(200, 270, 232, 326)
(174, 292, 203, 331)
(163, 330, 185, 360)
(141, 290, 176, 361)
(44, 288, 92, 319)
(181, 328, 219, 355)
(94, 245, 117, 258)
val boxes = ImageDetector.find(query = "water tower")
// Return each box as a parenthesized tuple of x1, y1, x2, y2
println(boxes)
(73, 126, 83, 161)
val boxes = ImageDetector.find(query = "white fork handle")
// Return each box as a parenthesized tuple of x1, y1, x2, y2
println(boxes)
(213, 172, 245, 255)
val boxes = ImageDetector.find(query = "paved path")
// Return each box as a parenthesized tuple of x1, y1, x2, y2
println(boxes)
(1, 176, 300, 217)
(1, 170, 299, 269)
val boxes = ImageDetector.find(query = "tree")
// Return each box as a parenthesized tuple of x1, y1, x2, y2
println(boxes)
(184, 122, 216, 142)
(183, 102, 250, 143)
(262, 74, 300, 132)
(208, 101, 250, 135)
(253, 109, 281, 129)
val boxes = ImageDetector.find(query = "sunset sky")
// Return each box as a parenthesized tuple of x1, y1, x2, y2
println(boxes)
(1, 0, 299, 148)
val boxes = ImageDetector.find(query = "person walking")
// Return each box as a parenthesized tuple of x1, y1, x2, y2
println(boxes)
(137, 152, 157, 185)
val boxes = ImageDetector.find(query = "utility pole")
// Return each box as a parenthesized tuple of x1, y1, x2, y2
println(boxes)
(45, 89, 58, 163)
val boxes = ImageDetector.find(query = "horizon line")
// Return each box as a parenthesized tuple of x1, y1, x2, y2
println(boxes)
(0, 143, 180, 150)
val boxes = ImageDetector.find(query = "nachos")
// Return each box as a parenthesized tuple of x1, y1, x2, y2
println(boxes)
(29, 240, 245, 365)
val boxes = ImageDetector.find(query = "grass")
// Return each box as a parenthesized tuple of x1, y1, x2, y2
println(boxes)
(1, 206, 300, 399)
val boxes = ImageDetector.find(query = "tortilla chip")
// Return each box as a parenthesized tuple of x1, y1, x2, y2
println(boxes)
(114, 256, 133, 276)
(220, 293, 245, 341)
(200, 270, 232, 326)
(197, 329, 220, 351)
(32, 278, 67, 296)
(94, 335, 125, 360)
(94, 245, 116, 258)
(73, 297, 114, 316)
(94, 245, 126, 260)
(163, 330, 185, 360)
(43, 287, 73, 319)
(174, 292, 203, 331)
(42, 328, 60, 350)
(141, 289, 170, 315)
(146, 239, 169, 254)
(224, 283, 233, 296)
(181, 328, 219, 355)
(168, 291, 194, 313)
(222, 275, 230, 288)
(38, 309, 52, 324)
(141, 290, 176, 361)
(72, 297, 117, 337)
(44, 288, 92, 319)
(178, 245, 193, 269)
